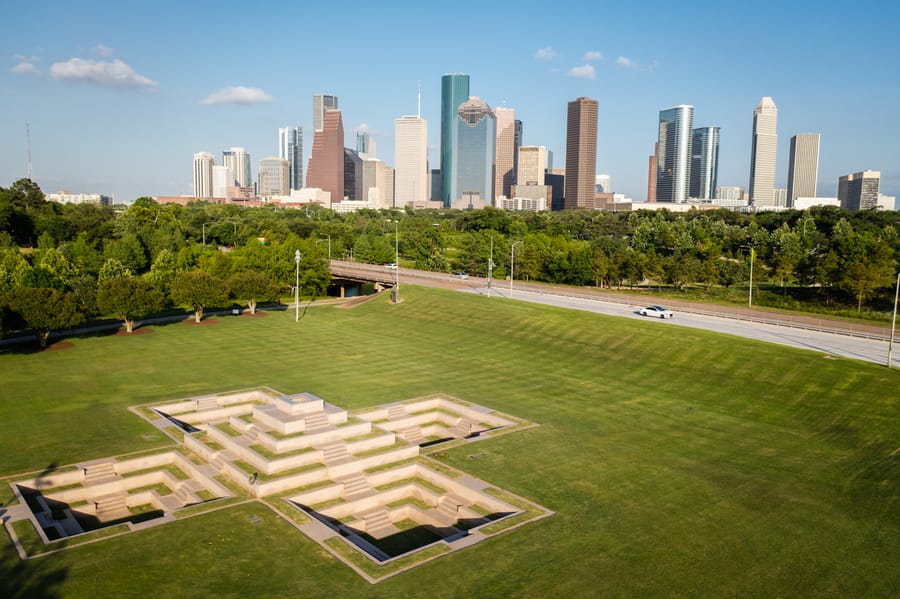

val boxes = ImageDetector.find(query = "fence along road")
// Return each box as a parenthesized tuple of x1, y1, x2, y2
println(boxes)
(330, 260, 897, 367)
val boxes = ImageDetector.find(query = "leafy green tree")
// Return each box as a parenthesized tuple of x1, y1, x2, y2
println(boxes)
(839, 243, 895, 314)
(144, 249, 178, 294)
(227, 271, 280, 314)
(170, 271, 228, 323)
(98, 259, 132, 281)
(104, 233, 148, 273)
(5, 287, 84, 347)
(0, 248, 30, 292)
(68, 274, 99, 318)
(97, 276, 165, 333)
(62, 232, 103, 276)
(20, 265, 65, 291)
(38, 248, 79, 287)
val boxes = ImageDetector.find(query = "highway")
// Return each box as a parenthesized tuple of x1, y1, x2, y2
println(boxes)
(331, 261, 898, 368)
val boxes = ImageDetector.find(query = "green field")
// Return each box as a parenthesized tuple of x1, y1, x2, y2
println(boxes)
(1, 286, 897, 598)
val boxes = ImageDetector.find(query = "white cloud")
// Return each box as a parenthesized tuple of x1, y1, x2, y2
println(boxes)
(50, 58, 157, 88)
(200, 86, 273, 105)
(568, 64, 596, 80)
(616, 56, 637, 69)
(12, 62, 39, 75)
(356, 123, 370, 134)
(535, 46, 558, 60)
(92, 44, 115, 58)
(616, 56, 657, 72)
(583, 51, 603, 62)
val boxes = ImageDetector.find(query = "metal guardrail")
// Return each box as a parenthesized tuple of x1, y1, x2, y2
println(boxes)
(329, 261, 892, 342)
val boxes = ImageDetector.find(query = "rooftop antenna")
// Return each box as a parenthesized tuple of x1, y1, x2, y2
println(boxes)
(417, 81, 421, 118)
(26, 122, 33, 180)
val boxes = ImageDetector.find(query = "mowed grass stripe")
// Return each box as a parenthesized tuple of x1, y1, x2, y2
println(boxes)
(0, 284, 896, 598)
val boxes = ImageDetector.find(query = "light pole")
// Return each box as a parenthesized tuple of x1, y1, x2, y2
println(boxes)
(510, 241, 522, 297)
(487, 235, 494, 298)
(888, 272, 899, 368)
(316, 236, 331, 261)
(294, 249, 301, 322)
(393, 221, 400, 303)
(202, 222, 214, 247)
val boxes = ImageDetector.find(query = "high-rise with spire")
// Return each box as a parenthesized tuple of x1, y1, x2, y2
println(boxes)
(441, 73, 470, 207)
(748, 96, 778, 207)
(564, 97, 598, 209)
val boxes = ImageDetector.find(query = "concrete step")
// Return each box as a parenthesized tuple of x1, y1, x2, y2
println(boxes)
(195, 396, 219, 411)
(387, 405, 407, 419)
(360, 507, 392, 533)
(337, 473, 370, 496)
(397, 426, 426, 445)
(304, 412, 330, 432)
(83, 462, 117, 485)
(319, 441, 349, 462)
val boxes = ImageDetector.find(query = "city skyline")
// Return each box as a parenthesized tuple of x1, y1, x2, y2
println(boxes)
(1, 1, 897, 207)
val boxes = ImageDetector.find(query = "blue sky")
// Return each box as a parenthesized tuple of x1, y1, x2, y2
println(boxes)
(2, 0, 898, 206)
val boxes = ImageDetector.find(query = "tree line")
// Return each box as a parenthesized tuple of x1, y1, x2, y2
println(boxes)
(1, 178, 898, 344)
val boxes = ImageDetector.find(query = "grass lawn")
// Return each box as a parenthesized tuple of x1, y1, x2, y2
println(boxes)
(0, 285, 897, 598)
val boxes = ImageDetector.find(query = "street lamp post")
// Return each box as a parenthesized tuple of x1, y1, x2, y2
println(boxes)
(741, 245, 755, 308)
(487, 235, 494, 298)
(202, 222, 214, 247)
(294, 249, 301, 322)
(888, 272, 899, 368)
(510, 241, 523, 297)
(316, 236, 331, 261)
(394, 221, 400, 303)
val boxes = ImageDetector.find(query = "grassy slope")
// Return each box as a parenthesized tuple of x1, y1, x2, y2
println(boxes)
(0, 286, 897, 598)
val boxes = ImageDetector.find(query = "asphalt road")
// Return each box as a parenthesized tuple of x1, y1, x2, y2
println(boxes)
(466, 284, 897, 368)
(330, 261, 897, 368)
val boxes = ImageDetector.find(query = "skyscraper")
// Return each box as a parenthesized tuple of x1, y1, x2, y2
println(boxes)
(394, 115, 428, 205)
(278, 127, 303, 190)
(306, 110, 345, 203)
(212, 165, 233, 198)
(258, 157, 289, 197)
(689, 126, 720, 200)
(343, 149, 363, 202)
(517, 146, 548, 186)
(786, 133, 820, 207)
(656, 105, 693, 203)
(647, 143, 658, 202)
(748, 96, 778, 207)
(441, 73, 470, 207)
(222, 147, 251, 188)
(450, 97, 496, 206)
(564, 97, 599, 209)
(313, 94, 338, 132)
(513, 119, 523, 187)
(193, 152, 215, 198)
(494, 107, 516, 199)
(838, 171, 880, 211)
(356, 131, 374, 156)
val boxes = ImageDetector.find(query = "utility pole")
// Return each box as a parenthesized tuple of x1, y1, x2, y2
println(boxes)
(487, 236, 494, 298)
(889, 272, 899, 368)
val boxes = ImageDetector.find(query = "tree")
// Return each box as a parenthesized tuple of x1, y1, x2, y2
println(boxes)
(5, 287, 84, 347)
(227, 271, 280, 314)
(98, 258, 132, 281)
(170, 271, 227, 323)
(97, 276, 165, 333)
(144, 248, 178, 294)
(839, 243, 895, 314)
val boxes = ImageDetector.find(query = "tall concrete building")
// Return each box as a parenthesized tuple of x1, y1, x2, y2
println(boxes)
(222, 147, 252, 188)
(689, 126, 720, 200)
(278, 127, 303, 190)
(656, 105, 693, 203)
(441, 73, 470, 206)
(306, 110, 345, 202)
(517, 146, 548, 186)
(647, 143, 658, 202)
(193, 152, 215, 198)
(748, 96, 778, 207)
(394, 115, 428, 205)
(838, 170, 880, 211)
(361, 156, 388, 207)
(494, 107, 516, 200)
(313, 94, 338, 132)
(564, 96, 599, 209)
(450, 96, 496, 206)
(258, 157, 289, 197)
(786, 133, 820, 207)
(513, 119, 523, 185)
(595, 174, 610, 193)
(212, 165, 233, 198)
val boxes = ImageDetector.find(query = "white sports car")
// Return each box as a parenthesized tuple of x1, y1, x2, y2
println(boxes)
(639, 305, 674, 319)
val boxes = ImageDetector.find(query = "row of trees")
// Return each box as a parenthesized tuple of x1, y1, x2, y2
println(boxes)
(1, 178, 898, 346)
